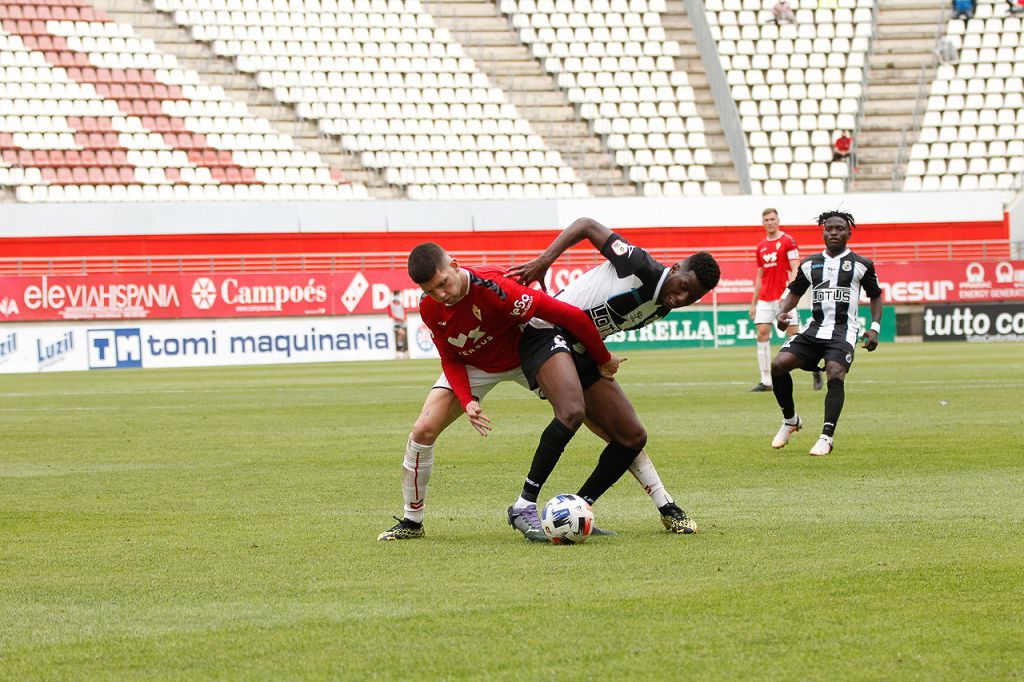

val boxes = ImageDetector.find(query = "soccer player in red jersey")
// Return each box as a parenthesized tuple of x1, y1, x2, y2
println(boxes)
(378, 243, 622, 541)
(749, 208, 822, 392)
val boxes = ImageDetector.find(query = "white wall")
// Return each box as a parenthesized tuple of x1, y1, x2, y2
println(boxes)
(0, 192, 1007, 238)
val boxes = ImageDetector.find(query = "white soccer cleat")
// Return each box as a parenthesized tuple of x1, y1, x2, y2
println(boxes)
(771, 417, 802, 449)
(809, 436, 834, 456)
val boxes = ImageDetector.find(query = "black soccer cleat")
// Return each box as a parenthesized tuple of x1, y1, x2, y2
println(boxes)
(659, 503, 698, 534)
(749, 383, 772, 392)
(377, 516, 425, 541)
(813, 371, 824, 391)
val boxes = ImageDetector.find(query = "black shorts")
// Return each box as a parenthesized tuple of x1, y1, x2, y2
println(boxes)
(779, 333, 856, 371)
(519, 326, 602, 392)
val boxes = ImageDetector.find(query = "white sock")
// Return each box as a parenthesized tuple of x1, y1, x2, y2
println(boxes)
(757, 340, 772, 385)
(402, 437, 434, 524)
(513, 496, 535, 510)
(785, 414, 800, 425)
(628, 450, 674, 509)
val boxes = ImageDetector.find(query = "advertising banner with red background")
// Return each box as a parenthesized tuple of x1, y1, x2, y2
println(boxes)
(2, 260, 1023, 322)
(548, 259, 1024, 304)
(0, 271, 418, 322)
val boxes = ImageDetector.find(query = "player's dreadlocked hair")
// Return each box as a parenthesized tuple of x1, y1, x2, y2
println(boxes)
(407, 242, 449, 284)
(683, 251, 721, 290)
(816, 210, 856, 230)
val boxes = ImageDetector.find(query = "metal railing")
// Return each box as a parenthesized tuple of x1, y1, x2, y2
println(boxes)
(0, 240, 1015, 277)
(684, 0, 752, 194)
(845, 0, 881, 192)
(891, 6, 951, 190)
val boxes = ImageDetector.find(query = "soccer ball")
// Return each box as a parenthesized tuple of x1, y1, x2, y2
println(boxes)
(540, 494, 594, 544)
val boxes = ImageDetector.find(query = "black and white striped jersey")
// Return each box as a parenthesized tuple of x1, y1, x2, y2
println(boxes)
(788, 249, 882, 346)
(529, 232, 671, 338)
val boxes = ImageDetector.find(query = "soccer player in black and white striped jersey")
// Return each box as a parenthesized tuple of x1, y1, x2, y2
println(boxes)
(767, 211, 884, 456)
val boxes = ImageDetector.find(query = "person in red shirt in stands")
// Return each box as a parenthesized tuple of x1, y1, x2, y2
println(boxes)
(833, 130, 852, 162)
(749, 208, 822, 392)
(378, 242, 630, 541)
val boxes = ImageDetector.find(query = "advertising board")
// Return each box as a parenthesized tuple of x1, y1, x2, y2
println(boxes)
(0, 316, 394, 373)
(0, 272, 419, 322)
(605, 307, 896, 350)
(922, 304, 1024, 342)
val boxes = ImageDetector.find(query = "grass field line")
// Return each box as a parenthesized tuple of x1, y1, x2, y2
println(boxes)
(1, 377, 1022, 401)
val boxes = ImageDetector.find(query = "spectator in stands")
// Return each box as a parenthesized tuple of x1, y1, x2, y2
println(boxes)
(389, 290, 409, 359)
(952, 0, 976, 20)
(771, 0, 796, 24)
(936, 37, 960, 64)
(832, 130, 853, 162)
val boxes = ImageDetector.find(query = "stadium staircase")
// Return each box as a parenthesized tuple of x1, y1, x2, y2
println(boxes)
(662, 0, 740, 194)
(422, 0, 637, 195)
(91, 0, 405, 198)
(851, 0, 946, 191)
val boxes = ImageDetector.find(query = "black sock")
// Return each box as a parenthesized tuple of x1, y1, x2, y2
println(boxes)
(823, 378, 845, 437)
(576, 441, 642, 505)
(521, 418, 579, 503)
(771, 371, 795, 420)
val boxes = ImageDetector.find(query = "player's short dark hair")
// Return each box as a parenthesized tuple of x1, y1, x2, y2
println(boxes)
(683, 251, 721, 291)
(407, 243, 449, 284)
(816, 210, 856, 230)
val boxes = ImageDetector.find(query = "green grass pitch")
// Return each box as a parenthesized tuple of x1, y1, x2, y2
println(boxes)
(2, 342, 1023, 679)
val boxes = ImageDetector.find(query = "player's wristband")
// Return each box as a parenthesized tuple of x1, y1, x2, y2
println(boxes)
(869, 321, 881, 333)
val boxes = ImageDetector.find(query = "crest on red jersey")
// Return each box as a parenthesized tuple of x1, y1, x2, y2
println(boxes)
(472, 304, 482, 321)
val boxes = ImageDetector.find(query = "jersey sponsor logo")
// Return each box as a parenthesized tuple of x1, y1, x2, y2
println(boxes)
(762, 252, 779, 266)
(447, 326, 486, 348)
(611, 239, 630, 256)
(511, 293, 534, 317)
(813, 288, 852, 304)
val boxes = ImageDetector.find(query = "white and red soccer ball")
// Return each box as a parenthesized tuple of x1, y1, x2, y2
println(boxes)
(540, 494, 594, 544)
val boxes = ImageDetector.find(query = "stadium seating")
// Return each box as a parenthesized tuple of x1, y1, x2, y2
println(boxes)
(903, 0, 1024, 192)
(706, 0, 872, 194)
(0, 0, 365, 201)
(157, 0, 589, 199)
(1, 0, 1022, 202)
(499, 0, 719, 197)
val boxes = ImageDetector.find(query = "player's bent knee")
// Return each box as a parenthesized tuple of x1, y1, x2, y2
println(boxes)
(618, 426, 647, 451)
(411, 416, 445, 445)
(554, 403, 585, 431)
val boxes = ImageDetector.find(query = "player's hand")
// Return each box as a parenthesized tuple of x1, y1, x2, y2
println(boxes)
(861, 329, 879, 352)
(776, 313, 791, 332)
(465, 400, 492, 437)
(599, 354, 626, 381)
(748, 304, 756, 319)
(508, 257, 551, 291)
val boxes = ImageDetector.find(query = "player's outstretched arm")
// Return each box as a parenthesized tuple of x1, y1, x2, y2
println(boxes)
(509, 217, 613, 288)
(775, 291, 802, 330)
(862, 295, 884, 351)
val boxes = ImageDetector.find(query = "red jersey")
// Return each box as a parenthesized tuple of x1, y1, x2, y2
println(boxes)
(420, 265, 612, 409)
(755, 232, 800, 301)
